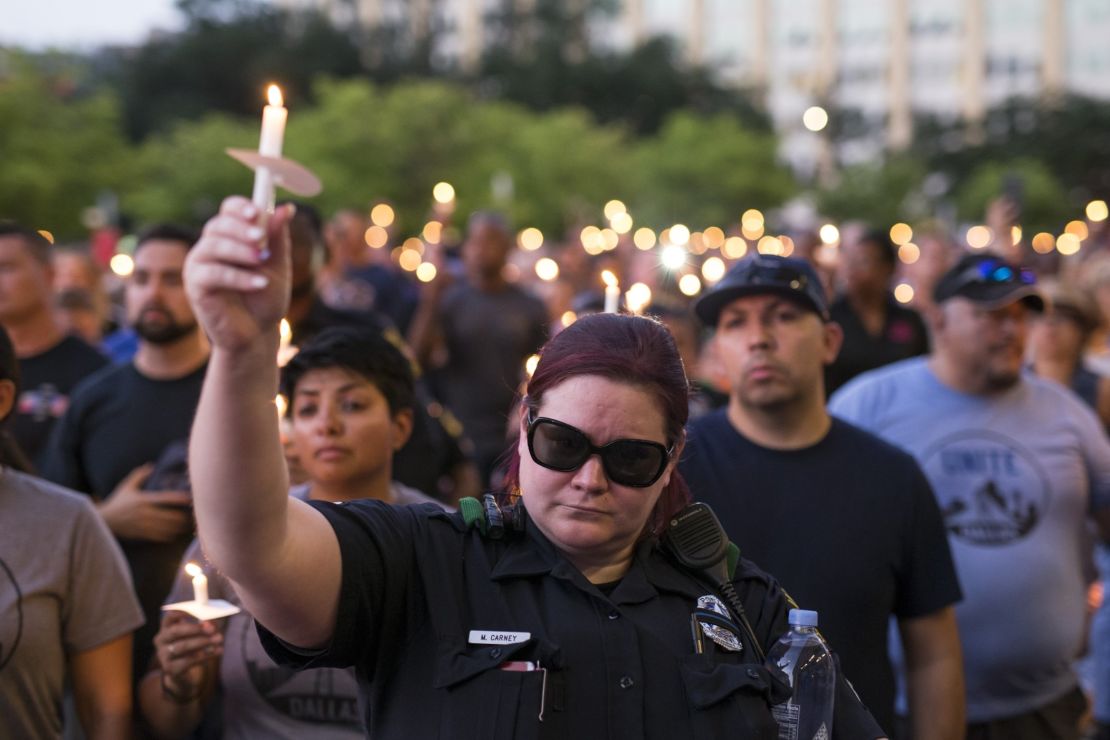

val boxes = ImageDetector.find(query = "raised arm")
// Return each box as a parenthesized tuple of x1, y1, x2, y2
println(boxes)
(185, 197, 340, 648)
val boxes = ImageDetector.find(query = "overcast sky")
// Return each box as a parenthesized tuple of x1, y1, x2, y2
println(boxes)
(3, 0, 187, 49)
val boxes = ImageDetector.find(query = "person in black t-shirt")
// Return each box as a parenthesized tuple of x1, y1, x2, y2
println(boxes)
(826, 229, 929, 396)
(683, 254, 964, 739)
(0, 222, 108, 469)
(41, 224, 209, 685)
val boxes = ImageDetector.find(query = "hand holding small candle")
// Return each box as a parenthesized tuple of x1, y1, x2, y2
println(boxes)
(184, 562, 209, 605)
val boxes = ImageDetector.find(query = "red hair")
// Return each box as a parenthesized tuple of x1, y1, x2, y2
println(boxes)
(500, 313, 691, 537)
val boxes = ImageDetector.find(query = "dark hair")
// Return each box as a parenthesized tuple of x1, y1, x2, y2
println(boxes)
(0, 221, 52, 265)
(283, 200, 323, 241)
(501, 313, 691, 537)
(857, 229, 897, 269)
(280, 325, 415, 415)
(0, 326, 32, 472)
(135, 224, 198, 255)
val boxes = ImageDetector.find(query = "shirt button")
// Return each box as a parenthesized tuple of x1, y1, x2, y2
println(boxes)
(618, 675, 634, 689)
(490, 648, 502, 659)
(608, 610, 620, 620)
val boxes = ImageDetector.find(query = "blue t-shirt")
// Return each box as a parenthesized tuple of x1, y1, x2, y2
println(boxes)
(831, 357, 1110, 721)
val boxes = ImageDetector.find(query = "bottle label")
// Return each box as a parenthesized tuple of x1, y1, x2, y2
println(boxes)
(771, 704, 799, 740)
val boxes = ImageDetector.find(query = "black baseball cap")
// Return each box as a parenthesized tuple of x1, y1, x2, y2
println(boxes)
(694, 254, 830, 326)
(933, 254, 1044, 312)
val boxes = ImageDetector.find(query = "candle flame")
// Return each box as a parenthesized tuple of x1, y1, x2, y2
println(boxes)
(601, 270, 618, 287)
(267, 84, 284, 108)
(279, 318, 292, 344)
(185, 562, 203, 578)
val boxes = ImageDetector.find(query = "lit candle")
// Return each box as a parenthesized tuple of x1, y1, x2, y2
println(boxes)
(602, 270, 620, 313)
(184, 562, 208, 605)
(277, 318, 298, 366)
(252, 84, 287, 212)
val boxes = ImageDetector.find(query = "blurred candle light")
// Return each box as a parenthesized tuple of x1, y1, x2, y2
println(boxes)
(604, 199, 627, 220)
(1065, 220, 1089, 240)
(184, 562, 208, 605)
(518, 227, 544, 251)
(416, 262, 437, 282)
(893, 283, 915, 304)
(370, 203, 395, 227)
(633, 228, 657, 250)
(110, 253, 134, 277)
(723, 236, 748, 259)
(661, 245, 687, 270)
(703, 227, 725, 249)
(897, 242, 920, 264)
(535, 258, 559, 281)
(432, 182, 456, 204)
(524, 354, 540, 377)
(37, 230, 55, 244)
(422, 221, 443, 244)
(819, 224, 840, 244)
(1031, 232, 1055, 254)
(670, 224, 691, 246)
(889, 223, 913, 246)
(560, 310, 577, 327)
(610, 211, 634, 235)
(1057, 233, 1081, 255)
(966, 225, 992, 249)
(1088, 200, 1109, 223)
(1011, 226, 1022, 245)
(625, 283, 652, 315)
(678, 274, 702, 296)
(602, 270, 620, 313)
(702, 256, 726, 283)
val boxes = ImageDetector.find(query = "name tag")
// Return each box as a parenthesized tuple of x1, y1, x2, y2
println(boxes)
(468, 630, 531, 645)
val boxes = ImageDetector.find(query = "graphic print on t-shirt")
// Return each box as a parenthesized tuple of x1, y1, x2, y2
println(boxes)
(921, 430, 1051, 546)
(237, 614, 360, 728)
(0, 556, 22, 671)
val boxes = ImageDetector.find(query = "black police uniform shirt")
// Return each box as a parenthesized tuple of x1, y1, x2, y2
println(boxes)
(259, 500, 885, 739)
(681, 411, 962, 735)
(825, 295, 929, 396)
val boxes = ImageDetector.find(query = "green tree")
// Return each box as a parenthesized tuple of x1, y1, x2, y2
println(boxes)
(953, 159, 1071, 235)
(633, 112, 794, 228)
(816, 155, 928, 227)
(0, 55, 132, 237)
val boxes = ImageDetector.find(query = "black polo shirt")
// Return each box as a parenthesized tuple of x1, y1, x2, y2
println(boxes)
(259, 501, 884, 739)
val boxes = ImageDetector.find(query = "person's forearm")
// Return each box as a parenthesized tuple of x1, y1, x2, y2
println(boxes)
(190, 334, 290, 582)
(137, 670, 208, 740)
(84, 710, 132, 740)
(907, 655, 965, 740)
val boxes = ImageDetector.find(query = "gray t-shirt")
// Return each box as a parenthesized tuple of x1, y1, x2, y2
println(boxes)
(167, 483, 448, 739)
(830, 357, 1110, 721)
(0, 469, 143, 739)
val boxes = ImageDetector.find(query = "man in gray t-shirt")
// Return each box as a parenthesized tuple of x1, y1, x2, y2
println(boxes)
(832, 253, 1110, 736)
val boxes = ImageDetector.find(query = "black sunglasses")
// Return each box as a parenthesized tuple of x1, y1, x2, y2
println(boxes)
(526, 413, 673, 488)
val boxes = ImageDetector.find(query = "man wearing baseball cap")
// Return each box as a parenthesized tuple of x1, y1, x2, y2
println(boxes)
(832, 252, 1110, 738)
(681, 254, 965, 739)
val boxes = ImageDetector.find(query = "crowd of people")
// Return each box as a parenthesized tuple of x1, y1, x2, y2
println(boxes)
(0, 191, 1107, 739)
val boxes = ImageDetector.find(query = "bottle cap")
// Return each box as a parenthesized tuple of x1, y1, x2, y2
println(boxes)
(788, 609, 818, 627)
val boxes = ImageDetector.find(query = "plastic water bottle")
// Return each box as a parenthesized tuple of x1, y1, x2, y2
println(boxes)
(765, 609, 836, 740)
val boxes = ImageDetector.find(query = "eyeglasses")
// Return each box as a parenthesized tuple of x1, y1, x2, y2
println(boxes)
(958, 258, 1036, 287)
(526, 413, 673, 488)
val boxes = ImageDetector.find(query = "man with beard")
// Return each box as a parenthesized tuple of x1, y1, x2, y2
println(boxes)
(680, 254, 964, 739)
(42, 224, 208, 685)
(832, 253, 1110, 738)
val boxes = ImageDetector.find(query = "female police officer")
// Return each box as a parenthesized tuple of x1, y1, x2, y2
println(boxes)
(183, 197, 884, 739)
